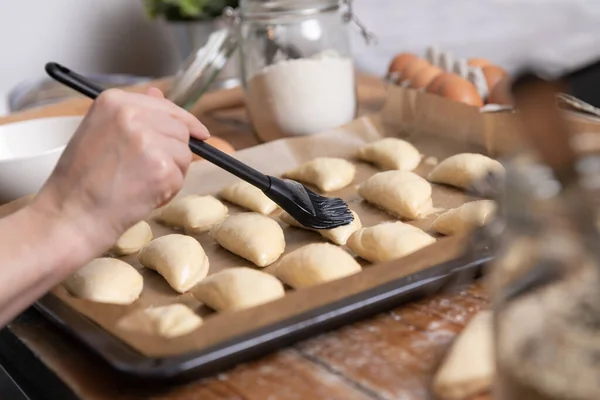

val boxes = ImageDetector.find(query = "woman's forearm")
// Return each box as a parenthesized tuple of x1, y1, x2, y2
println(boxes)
(0, 205, 94, 325)
(0, 88, 210, 326)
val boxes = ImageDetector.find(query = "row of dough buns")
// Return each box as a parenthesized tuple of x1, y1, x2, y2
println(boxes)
(61, 136, 504, 340)
(142, 143, 504, 292)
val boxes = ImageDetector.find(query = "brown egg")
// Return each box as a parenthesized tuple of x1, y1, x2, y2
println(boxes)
(399, 58, 430, 83)
(410, 65, 443, 89)
(425, 72, 455, 95)
(487, 76, 513, 106)
(482, 65, 508, 92)
(192, 136, 235, 162)
(438, 75, 484, 107)
(388, 53, 418, 74)
(467, 58, 493, 68)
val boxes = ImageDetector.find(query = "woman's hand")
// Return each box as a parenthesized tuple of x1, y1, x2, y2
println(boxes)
(30, 87, 209, 255)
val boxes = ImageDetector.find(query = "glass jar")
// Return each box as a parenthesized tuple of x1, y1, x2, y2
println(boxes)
(237, 0, 358, 142)
(166, 1, 373, 142)
(490, 151, 600, 400)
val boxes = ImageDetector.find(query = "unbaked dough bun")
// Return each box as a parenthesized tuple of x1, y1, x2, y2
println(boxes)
(427, 153, 505, 191)
(219, 180, 278, 215)
(192, 267, 285, 312)
(155, 195, 228, 234)
(283, 157, 356, 192)
(347, 222, 436, 263)
(433, 310, 494, 400)
(358, 171, 433, 219)
(138, 234, 209, 293)
(209, 213, 286, 267)
(63, 258, 143, 305)
(117, 304, 203, 339)
(110, 221, 153, 256)
(274, 243, 361, 288)
(356, 138, 422, 171)
(432, 200, 497, 236)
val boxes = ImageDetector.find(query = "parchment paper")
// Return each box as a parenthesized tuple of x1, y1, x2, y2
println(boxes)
(45, 88, 492, 358)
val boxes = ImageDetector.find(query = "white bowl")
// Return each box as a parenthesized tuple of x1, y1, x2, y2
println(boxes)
(0, 116, 83, 203)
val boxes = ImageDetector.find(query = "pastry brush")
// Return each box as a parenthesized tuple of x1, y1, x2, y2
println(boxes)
(45, 62, 353, 230)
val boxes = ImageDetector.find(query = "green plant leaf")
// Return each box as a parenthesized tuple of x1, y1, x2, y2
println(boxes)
(143, 0, 239, 20)
(143, 0, 164, 18)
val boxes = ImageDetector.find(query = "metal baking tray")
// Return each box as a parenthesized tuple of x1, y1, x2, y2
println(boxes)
(33, 246, 492, 384)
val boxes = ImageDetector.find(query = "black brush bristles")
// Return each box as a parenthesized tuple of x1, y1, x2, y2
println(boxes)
(305, 188, 354, 229)
(265, 177, 354, 230)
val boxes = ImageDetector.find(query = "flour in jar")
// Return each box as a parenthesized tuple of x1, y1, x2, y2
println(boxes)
(245, 51, 356, 142)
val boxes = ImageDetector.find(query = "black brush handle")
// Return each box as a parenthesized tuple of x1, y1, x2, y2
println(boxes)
(45, 62, 272, 191)
(187, 139, 271, 191)
(45, 63, 105, 99)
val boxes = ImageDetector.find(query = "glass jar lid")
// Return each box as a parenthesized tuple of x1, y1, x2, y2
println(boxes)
(239, 0, 340, 19)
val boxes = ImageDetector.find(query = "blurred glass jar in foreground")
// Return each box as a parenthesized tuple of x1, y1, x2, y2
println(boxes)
(238, 0, 358, 142)
(490, 152, 600, 400)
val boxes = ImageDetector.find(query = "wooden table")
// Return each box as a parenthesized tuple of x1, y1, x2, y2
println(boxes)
(0, 74, 492, 400)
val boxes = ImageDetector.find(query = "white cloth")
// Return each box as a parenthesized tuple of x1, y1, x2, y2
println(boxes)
(350, 0, 600, 78)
